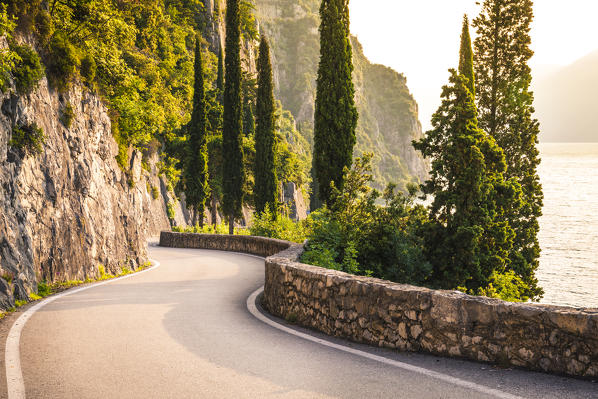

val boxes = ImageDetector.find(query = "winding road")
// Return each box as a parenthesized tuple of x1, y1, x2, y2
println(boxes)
(4, 246, 597, 398)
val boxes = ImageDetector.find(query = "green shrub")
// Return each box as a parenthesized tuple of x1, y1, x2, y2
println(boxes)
(37, 281, 52, 297)
(467, 270, 531, 303)
(11, 43, 44, 94)
(152, 185, 160, 200)
(249, 206, 307, 243)
(46, 33, 78, 91)
(34, 10, 52, 43)
(60, 102, 75, 128)
(9, 123, 45, 155)
(172, 223, 250, 236)
(167, 202, 176, 221)
(80, 54, 96, 83)
(301, 154, 432, 286)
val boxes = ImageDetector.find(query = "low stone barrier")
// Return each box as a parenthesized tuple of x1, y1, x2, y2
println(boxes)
(159, 231, 297, 258)
(160, 232, 598, 378)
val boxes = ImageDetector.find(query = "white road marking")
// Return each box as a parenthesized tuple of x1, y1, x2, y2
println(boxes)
(5, 260, 161, 399)
(247, 286, 525, 399)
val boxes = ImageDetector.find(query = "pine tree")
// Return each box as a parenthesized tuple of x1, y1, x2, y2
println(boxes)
(254, 36, 278, 216)
(313, 0, 358, 208)
(185, 37, 209, 227)
(222, 0, 244, 235)
(473, 0, 543, 299)
(413, 23, 522, 292)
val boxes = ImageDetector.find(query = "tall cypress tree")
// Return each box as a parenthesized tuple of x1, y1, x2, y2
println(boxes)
(313, 0, 358, 208)
(222, 0, 244, 235)
(414, 24, 522, 292)
(459, 15, 475, 97)
(185, 37, 209, 227)
(473, 0, 543, 299)
(254, 36, 278, 216)
(243, 102, 255, 136)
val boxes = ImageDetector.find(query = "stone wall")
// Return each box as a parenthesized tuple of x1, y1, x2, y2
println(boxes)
(160, 232, 598, 379)
(159, 232, 297, 258)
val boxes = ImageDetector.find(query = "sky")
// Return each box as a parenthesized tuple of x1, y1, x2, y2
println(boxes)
(349, 0, 598, 130)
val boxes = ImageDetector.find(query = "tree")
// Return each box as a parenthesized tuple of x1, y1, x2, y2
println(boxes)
(459, 15, 475, 97)
(254, 36, 278, 216)
(313, 0, 358, 207)
(184, 37, 209, 227)
(413, 22, 522, 292)
(222, 0, 244, 235)
(473, 0, 543, 299)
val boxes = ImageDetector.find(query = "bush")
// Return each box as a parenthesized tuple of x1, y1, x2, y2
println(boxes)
(34, 10, 52, 43)
(301, 154, 432, 286)
(468, 270, 531, 303)
(80, 54, 96, 83)
(11, 43, 44, 94)
(60, 102, 75, 128)
(46, 33, 78, 91)
(173, 223, 250, 236)
(9, 123, 45, 155)
(249, 206, 307, 244)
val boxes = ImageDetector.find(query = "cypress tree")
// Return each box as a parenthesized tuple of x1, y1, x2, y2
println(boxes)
(185, 37, 209, 227)
(414, 25, 522, 292)
(243, 101, 255, 136)
(217, 45, 224, 98)
(473, 0, 543, 299)
(254, 36, 278, 216)
(222, 0, 244, 235)
(313, 0, 358, 207)
(459, 15, 475, 97)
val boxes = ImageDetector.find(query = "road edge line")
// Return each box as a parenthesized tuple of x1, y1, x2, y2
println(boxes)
(247, 286, 524, 399)
(5, 259, 161, 399)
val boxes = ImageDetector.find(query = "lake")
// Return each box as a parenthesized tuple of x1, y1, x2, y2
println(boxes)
(538, 143, 598, 308)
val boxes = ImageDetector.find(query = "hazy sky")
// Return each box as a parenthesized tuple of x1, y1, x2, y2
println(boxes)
(349, 0, 598, 130)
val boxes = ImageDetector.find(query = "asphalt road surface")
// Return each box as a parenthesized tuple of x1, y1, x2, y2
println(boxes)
(8, 246, 597, 398)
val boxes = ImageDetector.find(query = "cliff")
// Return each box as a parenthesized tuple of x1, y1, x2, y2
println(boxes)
(0, 70, 190, 308)
(254, 0, 428, 189)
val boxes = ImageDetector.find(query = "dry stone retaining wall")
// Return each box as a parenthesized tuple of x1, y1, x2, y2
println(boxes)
(160, 232, 598, 378)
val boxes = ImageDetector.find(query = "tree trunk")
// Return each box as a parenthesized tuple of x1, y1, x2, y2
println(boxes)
(192, 209, 198, 227)
(198, 209, 204, 229)
(228, 216, 234, 235)
(211, 194, 218, 227)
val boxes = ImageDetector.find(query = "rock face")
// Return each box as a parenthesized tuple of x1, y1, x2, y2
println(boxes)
(159, 231, 598, 379)
(0, 77, 189, 308)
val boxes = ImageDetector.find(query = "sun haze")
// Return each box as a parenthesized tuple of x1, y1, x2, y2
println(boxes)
(349, 0, 598, 130)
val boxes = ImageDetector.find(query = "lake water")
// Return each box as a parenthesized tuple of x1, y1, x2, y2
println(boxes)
(537, 143, 598, 308)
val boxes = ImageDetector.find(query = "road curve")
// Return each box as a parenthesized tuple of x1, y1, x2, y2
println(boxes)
(12, 246, 597, 398)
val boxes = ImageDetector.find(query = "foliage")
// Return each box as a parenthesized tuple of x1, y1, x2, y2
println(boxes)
(254, 37, 278, 215)
(9, 123, 45, 156)
(173, 223, 250, 235)
(470, 270, 531, 302)
(167, 201, 176, 221)
(240, 0, 259, 40)
(473, 0, 543, 300)
(11, 43, 44, 94)
(0, 4, 18, 91)
(184, 38, 210, 227)
(45, 33, 78, 91)
(302, 155, 432, 285)
(313, 0, 358, 207)
(413, 28, 523, 293)
(79, 54, 96, 83)
(60, 102, 75, 128)
(222, 0, 245, 234)
(250, 206, 307, 243)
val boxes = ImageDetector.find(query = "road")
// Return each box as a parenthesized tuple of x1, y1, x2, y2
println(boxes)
(6, 246, 597, 398)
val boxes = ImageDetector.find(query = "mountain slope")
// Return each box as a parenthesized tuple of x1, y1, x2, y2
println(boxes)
(534, 50, 598, 143)
(254, 0, 428, 189)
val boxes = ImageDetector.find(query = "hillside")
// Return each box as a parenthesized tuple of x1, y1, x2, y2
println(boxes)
(254, 0, 428, 189)
(534, 50, 598, 143)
